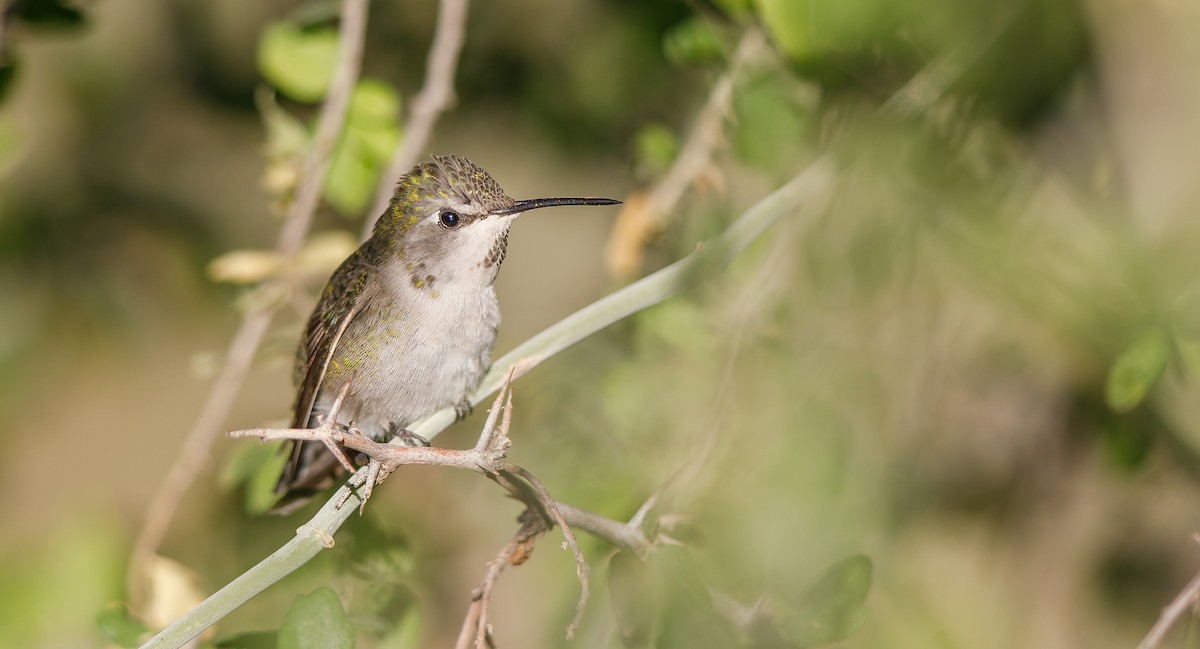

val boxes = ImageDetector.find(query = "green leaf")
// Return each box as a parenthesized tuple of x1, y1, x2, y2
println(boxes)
(1106, 329, 1171, 413)
(95, 605, 149, 648)
(278, 588, 355, 649)
(753, 0, 804, 58)
(1100, 416, 1153, 471)
(663, 17, 725, 67)
(325, 138, 378, 215)
(788, 554, 873, 646)
(220, 442, 289, 514)
(753, 0, 892, 64)
(258, 22, 339, 102)
(323, 79, 403, 215)
(732, 70, 810, 170)
(633, 123, 678, 178)
(348, 79, 402, 125)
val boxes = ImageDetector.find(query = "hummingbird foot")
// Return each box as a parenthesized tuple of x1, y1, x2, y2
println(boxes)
(334, 424, 425, 513)
(338, 457, 396, 515)
(454, 398, 474, 421)
(385, 423, 431, 447)
(336, 453, 396, 513)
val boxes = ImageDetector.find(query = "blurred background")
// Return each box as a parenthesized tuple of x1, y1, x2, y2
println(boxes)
(4, 0, 1200, 647)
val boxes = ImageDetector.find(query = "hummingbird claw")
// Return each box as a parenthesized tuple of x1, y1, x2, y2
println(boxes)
(453, 399, 474, 421)
(385, 423, 431, 447)
(333, 457, 397, 514)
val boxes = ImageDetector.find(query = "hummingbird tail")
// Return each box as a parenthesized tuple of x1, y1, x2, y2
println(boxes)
(269, 440, 349, 515)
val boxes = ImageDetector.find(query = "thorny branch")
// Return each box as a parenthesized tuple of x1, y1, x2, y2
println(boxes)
(230, 372, 592, 646)
(127, 0, 371, 611)
(363, 0, 471, 238)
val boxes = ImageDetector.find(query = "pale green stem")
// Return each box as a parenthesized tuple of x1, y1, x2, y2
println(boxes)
(139, 157, 834, 649)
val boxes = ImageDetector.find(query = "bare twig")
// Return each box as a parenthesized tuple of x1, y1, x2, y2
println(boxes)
(234, 372, 591, 644)
(454, 511, 548, 649)
(127, 0, 370, 611)
(231, 373, 521, 485)
(504, 463, 590, 639)
(278, 0, 370, 255)
(362, 0, 471, 238)
(128, 313, 271, 609)
(554, 501, 653, 557)
(605, 30, 764, 277)
(1137, 548, 1200, 649)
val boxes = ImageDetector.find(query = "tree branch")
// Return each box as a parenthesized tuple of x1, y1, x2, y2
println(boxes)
(605, 30, 765, 278)
(137, 160, 834, 649)
(361, 0, 471, 239)
(127, 0, 370, 612)
(1136, 537, 1200, 649)
(235, 373, 590, 645)
(454, 509, 548, 649)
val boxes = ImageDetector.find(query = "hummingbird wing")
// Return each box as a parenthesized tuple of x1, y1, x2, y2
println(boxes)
(275, 253, 374, 499)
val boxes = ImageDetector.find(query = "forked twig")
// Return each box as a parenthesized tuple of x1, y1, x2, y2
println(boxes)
(231, 371, 591, 645)
(127, 0, 371, 611)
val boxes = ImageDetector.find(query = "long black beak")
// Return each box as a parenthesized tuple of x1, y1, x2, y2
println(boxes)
(491, 196, 621, 216)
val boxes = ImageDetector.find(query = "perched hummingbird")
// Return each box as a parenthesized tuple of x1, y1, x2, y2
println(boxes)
(273, 154, 619, 512)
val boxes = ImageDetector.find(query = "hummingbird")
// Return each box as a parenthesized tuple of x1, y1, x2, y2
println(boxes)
(272, 154, 620, 512)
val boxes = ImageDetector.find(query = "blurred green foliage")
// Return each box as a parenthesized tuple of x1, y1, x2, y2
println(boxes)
(277, 587, 355, 649)
(324, 79, 403, 215)
(4, 0, 1200, 648)
(1106, 328, 1171, 414)
(257, 22, 339, 103)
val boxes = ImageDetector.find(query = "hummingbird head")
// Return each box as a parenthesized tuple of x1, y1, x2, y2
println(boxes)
(372, 155, 619, 287)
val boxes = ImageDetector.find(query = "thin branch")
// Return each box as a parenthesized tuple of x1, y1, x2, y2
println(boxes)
(127, 312, 271, 610)
(236, 374, 589, 644)
(1137, 562, 1200, 649)
(646, 31, 761, 219)
(605, 30, 764, 277)
(362, 0, 471, 238)
(455, 511, 548, 649)
(137, 161, 833, 649)
(553, 502, 653, 557)
(127, 0, 370, 611)
(278, 0, 370, 255)
(504, 463, 590, 639)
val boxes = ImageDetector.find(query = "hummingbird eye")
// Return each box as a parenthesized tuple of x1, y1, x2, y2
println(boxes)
(438, 211, 462, 229)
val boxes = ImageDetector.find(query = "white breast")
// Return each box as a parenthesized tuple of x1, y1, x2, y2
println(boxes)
(316, 269, 501, 438)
